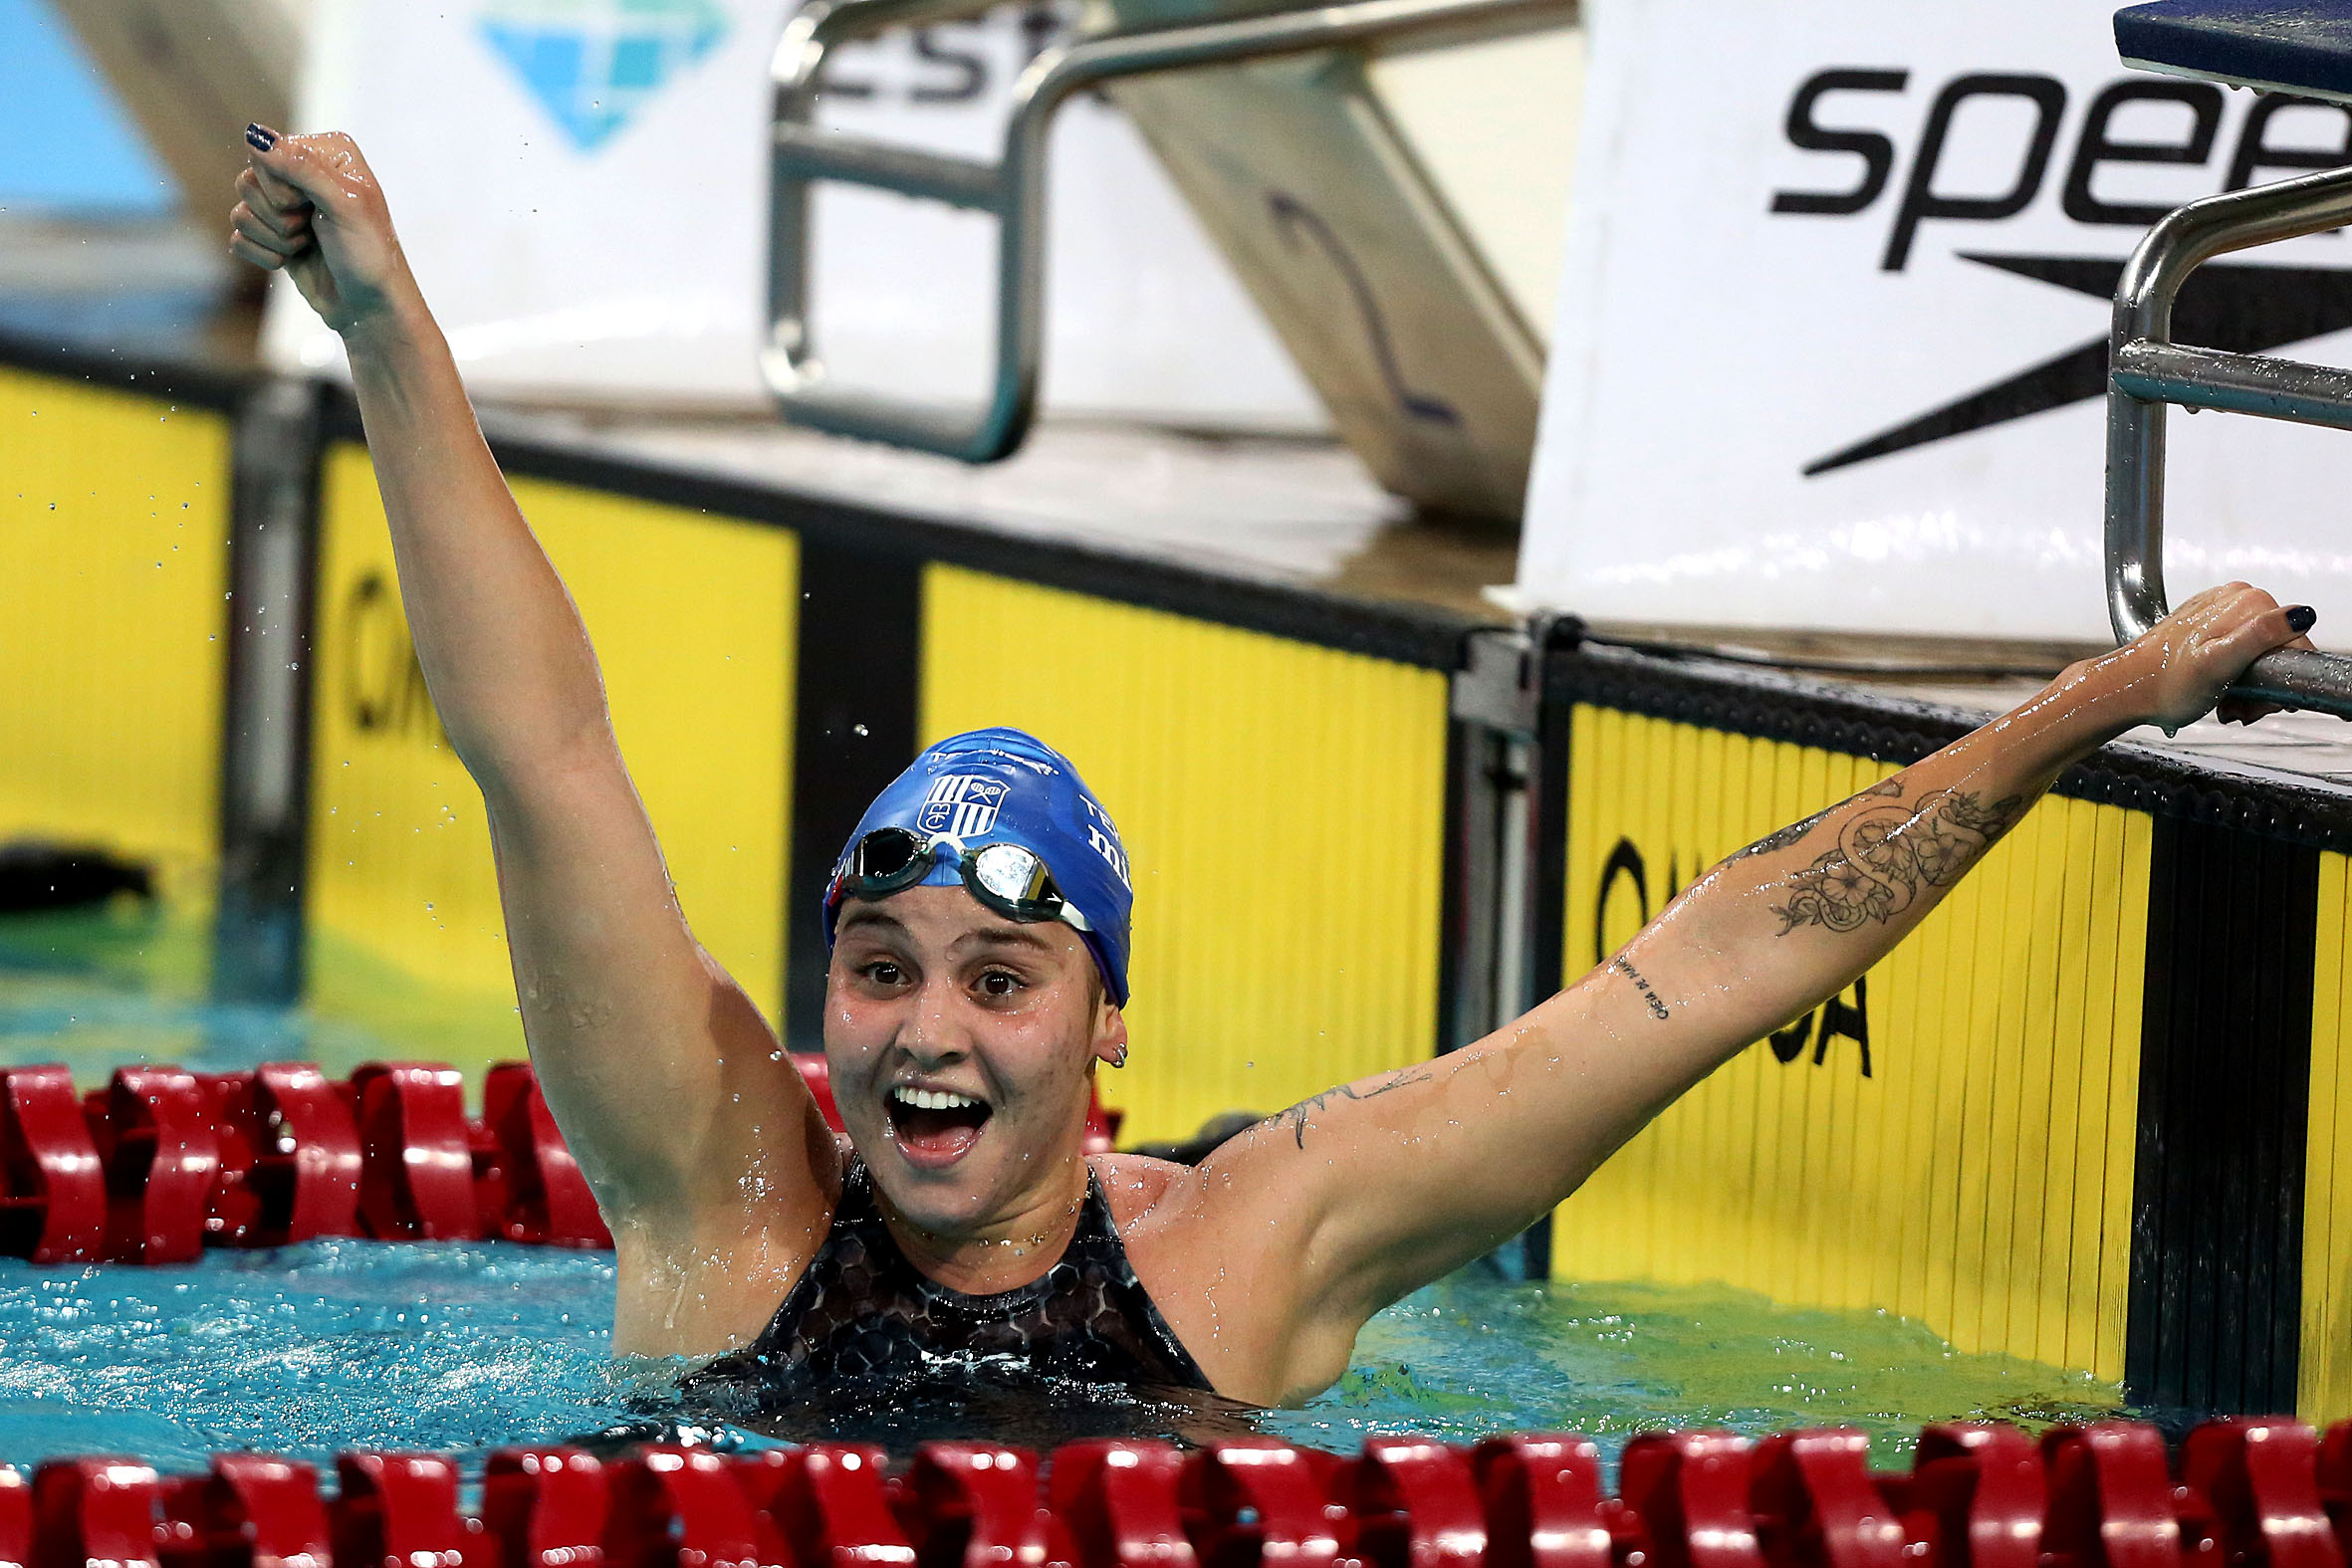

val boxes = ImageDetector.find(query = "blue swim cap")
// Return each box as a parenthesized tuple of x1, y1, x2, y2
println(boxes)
(823, 729, 1135, 1006)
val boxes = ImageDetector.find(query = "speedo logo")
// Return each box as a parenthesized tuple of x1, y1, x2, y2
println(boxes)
(1771, 70, 2352, 473)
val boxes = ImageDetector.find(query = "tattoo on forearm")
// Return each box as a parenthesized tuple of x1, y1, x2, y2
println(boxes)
(1272, 1067, 1435, 1149)
(1611, 956, 1670, 1020)
(1730, 778, 1905, 862)
(1770, 786, 2025, 935)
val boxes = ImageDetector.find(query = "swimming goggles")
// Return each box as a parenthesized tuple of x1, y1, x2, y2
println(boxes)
(829, 827, 1094, 933)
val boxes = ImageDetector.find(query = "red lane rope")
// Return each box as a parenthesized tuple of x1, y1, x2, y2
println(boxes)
(0, 1069, 2333, 1565)
(5, 1421, 2351, 1568)
(0, 1059, 612, 1258)
(0, 1059, 1123, 1263)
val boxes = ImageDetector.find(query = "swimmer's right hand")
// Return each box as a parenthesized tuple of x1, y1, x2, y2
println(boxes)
(2079, 579, 2317, 731)
(229, 126, 418, 341)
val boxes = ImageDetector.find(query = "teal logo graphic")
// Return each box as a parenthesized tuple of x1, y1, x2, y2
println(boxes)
(478, 0, 729, 151)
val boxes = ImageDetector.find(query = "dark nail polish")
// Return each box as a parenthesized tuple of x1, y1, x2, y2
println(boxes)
(2288, 605, 2318, 633)
(246, 123, 277, 152)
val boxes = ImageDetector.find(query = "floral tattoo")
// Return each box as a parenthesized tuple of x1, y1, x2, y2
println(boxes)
(1765, 784, 2023, 935)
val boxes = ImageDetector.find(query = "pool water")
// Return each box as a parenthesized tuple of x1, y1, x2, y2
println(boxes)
(0, 1244, 2119, 1472)
(0, 903, 2122, 1469)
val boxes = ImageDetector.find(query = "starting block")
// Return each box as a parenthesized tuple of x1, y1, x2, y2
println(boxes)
(2102, 1, 2352, 714)
(2120, 1, 2352, 107)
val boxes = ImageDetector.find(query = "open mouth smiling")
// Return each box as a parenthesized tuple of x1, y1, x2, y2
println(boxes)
(885, 1083, 994, 1166)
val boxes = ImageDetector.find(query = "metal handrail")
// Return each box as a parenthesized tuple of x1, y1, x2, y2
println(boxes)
(2106, 162, 2352, 712)
(764, 0, 1573, 462)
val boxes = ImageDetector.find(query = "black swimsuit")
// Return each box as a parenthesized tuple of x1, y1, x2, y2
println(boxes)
(686, 1160, 1211, 1408)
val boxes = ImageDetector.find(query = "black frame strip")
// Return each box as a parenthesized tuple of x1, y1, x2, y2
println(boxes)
(213, 379, 326, 1005)
(785, 542, 924, 1048)
(6, 336, 1482, 669)
(0, 327, 255, 412)
(2128, 819, 2316, 1416)
(1512, 645, 1577, 1282)
(1433, 716, 1476, 1058)
(1549, 640, 2352, 850)
(467, 428, 1478, 670)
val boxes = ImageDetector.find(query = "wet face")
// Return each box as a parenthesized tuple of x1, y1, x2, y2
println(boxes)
(824, 885, 1124, 1236)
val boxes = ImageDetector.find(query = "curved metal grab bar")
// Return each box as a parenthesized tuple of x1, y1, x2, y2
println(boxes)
(764, 0, 1572, 461)
(2106, 162, 2352, 713)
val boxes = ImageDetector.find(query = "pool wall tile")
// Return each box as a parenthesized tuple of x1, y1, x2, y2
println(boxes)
(2307, 851, 2352, 1421)
(2098, 810, 2152, 1394)
(0, 365, 230, 909)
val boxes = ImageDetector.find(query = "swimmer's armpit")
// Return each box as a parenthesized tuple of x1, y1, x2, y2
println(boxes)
(1269, 1066, 1435, 1150)
(1770, 786, 2024, 936)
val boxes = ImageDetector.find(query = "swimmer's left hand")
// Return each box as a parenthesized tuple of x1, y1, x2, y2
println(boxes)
(2080, 581, 2318, 732)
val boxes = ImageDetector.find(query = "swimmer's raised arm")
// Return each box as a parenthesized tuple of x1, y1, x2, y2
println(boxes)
(1170, 583, 2314, 1404)
(229, 130, 833, 1354)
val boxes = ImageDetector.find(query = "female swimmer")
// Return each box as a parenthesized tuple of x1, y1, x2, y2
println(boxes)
(229, 125, 2319, 1407)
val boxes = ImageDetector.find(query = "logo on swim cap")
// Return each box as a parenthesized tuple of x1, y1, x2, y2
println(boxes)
(1081, 799, 1132, 890)
(918, 776, 1007, 838)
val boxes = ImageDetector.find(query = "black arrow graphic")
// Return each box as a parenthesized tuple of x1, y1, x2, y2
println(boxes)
(1804, 253, 2352, 476)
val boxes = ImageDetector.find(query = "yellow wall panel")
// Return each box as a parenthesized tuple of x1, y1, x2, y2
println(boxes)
(919, 564, 1450, 1146)
(1552, 707, 2148, 1381)
(308, 446, 796, 1068)
(2305, 850, 2352, 1421)
(2095, 812, 2148, 1380)
(0, 367, 228, 900)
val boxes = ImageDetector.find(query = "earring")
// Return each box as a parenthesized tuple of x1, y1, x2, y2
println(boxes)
(1106, 1041, 1128, 1068)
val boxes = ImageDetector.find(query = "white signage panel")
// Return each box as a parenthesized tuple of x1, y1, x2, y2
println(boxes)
(265, 0, 1319, 426)
(1519, 0, 2352, 644)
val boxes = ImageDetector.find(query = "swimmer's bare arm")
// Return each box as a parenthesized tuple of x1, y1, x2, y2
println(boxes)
(229, 132, 833, 1350)
(1175, 584, 2313, 1403)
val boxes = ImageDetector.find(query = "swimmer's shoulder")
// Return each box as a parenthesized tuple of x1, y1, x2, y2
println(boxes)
(1091, 1114, 1302, 1236)
(1088, 1150, 1200, 1233)
(1088, 1146, 1322, 1404)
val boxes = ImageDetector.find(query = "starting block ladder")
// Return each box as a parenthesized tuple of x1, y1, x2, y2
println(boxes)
(2109, 1, 2352, 713)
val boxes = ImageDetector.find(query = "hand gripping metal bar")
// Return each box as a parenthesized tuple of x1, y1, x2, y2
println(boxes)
(765, 0, 1572, 461)
(2107, 161, 2352, 713)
